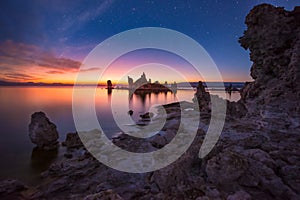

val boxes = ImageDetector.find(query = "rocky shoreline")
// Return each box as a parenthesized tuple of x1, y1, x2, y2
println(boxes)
(1, 4, 300, 200)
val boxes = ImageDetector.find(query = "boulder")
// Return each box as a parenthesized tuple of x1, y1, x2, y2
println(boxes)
(28, 112, 59, 150)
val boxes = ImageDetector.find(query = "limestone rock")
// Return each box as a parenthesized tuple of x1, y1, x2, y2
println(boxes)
(192, 81, 211, 112)
(238, 4, 300, 129)
(28, 111, 59, 150)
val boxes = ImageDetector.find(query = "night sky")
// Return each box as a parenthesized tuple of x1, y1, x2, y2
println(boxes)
(0, 0, 298, 83)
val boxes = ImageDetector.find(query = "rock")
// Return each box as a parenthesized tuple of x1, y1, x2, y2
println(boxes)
(62, 132, 83, 149)
(147, 129, 206, 199)
(150, 134, 166, 148)
(84, 190, 123, 200)
(128, 110, 133, 116)
(139, 112, 154, 120)
(163, 118, 179, 130)
(206, 151, 249, 191)
(0, 179, 27, 199)
(279, 165, 300, 194)
(0, 179, 26, 194)
(227, 190, 251, 200)
(162, 129, 176, 143)
(196, 197, 210, 200)
(64, 153, 73, 159)
(238, 4, 300, 129)
(28, 111, 59, 150)
(192, 81, 211, 112)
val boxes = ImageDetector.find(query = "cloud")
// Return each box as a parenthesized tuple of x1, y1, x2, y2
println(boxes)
(0, 40, 81, 71)
(46, 70, 65, 74)
(0, 40, 83, 82)
(80, 67, 102, 72)
(2, 72, 40, 82)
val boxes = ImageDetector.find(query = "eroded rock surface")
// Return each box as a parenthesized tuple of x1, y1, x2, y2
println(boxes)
(239, 4, 300, 130)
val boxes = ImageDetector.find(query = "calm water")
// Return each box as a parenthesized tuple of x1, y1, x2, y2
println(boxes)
(0, 86, 240, 184)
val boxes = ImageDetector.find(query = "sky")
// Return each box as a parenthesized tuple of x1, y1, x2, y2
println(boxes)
(0, 0, 299, 84)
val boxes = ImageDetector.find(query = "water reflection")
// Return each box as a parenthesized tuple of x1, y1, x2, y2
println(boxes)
(0, 86, 240, 184)
(30, 147, 58, 174)
(107, 88, 112, 95)
(128, 90, 175, 121)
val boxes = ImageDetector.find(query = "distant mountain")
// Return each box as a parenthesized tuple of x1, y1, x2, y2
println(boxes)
(0, 80, 74, 86)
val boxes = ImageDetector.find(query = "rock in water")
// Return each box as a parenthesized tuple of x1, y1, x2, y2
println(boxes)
(28, 112, 59, 150)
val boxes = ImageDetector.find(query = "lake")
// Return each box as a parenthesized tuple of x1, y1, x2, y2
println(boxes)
(0, 86, 240, 184)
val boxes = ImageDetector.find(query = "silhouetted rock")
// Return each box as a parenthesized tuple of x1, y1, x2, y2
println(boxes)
(192, 81, 211, 112)
(139, 112, 154, 120)
(127, 110, 133, 116)
(62, 132, 83, 149)
(28, 112, 59, 150)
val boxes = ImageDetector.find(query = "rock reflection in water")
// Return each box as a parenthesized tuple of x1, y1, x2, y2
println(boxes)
(30, 147, 58, 174)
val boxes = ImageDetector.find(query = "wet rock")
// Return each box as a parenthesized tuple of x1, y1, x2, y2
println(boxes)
(28, 111, 59, 150)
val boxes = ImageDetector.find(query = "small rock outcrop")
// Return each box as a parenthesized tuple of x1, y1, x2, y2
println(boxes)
(62, 132, 83, 149)
(192, 81, 211, 112)
(28, 112, 59, 150)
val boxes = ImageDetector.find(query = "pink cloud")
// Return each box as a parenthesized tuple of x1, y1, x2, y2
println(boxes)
(0, 40, 83, 82)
